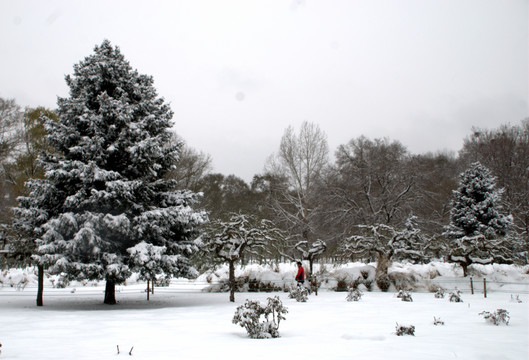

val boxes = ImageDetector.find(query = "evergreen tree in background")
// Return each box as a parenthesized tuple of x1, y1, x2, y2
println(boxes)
(443, 162, 513, 276)
(14, 40, 206, 304)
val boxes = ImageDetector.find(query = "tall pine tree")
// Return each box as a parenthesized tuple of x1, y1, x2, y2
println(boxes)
(14, 40, 206, 304)
(443, 162, 513, 276)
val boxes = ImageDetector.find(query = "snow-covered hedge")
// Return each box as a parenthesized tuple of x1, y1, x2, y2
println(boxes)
(2, 262, 528, 294)
(197, 261, 529, 294)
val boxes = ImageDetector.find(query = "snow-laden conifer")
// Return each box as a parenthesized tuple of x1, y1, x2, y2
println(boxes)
(13, 40, 206, 304)
(443, 162, 514, 276)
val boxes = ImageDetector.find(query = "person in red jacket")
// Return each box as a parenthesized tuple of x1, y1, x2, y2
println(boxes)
(295, 261, 305, 286)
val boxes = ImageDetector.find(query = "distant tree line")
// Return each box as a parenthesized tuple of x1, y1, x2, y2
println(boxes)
(2, 99, 527, 278)
(189, 120, 528, 271)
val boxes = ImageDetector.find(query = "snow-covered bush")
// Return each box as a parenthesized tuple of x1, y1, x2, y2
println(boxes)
(434, 288, 445, 298)
(395, 323, 415, 336)
(376, 275, 391, 292)
(389, 271, 417, 291)
(288, 286, 308, 302)
(510, 294, 522, 303)
(1, 268, 35, 289)
(433, 317, 445, 325)
(330, 265, 376, 292)
(396, 290, 413, 302)
(232, 296, 288, 339)
(449, 288, 463, 302)
(346, 288, 363, 302)
(207, 276, 247, 293)
(248, 271, 285, 292)
(335, 276, 350, 292)
(479, 309, 510, 325)
(49, 275, 70, 289)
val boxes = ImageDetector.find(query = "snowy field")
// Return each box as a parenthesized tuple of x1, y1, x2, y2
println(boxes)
(1, 263, 528, 360)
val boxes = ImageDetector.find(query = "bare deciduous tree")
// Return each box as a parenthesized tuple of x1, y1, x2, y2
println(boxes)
(167, 133, 212, 191)
(264, 121, 329, 269)
(326, 136, 415, 245)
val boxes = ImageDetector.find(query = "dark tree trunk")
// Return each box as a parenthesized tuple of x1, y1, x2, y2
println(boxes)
(36, 264, 44, 307)
(449, 255, 470, 277)
(461, 263, 469, 277)
(104, 280, 116, 304)
(375, 253, 391, 292)
(229, 260, 235, 302)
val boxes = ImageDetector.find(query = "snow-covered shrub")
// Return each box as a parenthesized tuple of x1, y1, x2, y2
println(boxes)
(204, 276, 248, 293)
(330, 266, 376, 292)
(376, 275, 391, 292)
(479, 309, 510, 325)
(346, 288, 363, 302)
(252, 271, 284, 292)
(449, 288, 463, 302)
(433, 316, 445, 325)
(3, 268, 34, 290)
(510, 294, 522, 303)
(396, 290, 413, 302)
(389, 271, 417, 291)
(289, 286, 309, 302)
(395, 323, 415, 336)
(232, 296, 288, 339)
(335, 276, 350, 292)
(49, 275, 70, 289)
(248, 278, 259, 292)
(434, 288, 445, 298)
(427, 268, 441, 279)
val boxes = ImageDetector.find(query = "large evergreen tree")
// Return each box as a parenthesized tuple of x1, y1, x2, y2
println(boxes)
(14, 40, 206, 304)
(443, 162, 513, 276)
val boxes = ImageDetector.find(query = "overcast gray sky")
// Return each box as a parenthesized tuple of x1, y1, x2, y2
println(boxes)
(1, 0, 527, 182)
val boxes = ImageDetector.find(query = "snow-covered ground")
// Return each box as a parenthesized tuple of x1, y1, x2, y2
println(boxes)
(1, 262, 528, 360)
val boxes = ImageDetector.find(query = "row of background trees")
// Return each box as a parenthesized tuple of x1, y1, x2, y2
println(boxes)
(3, 97, 527, 267)
(0, 41, 527, 305)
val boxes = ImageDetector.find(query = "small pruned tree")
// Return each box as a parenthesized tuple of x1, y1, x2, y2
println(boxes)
(200, 213, 283, 302)
(340, 217, 430, 291)
(443, 162, 514, 276)
(293, 239, 327, 275)
(127, 241, 187, 300)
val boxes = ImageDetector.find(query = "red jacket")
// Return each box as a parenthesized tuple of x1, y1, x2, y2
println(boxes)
(296, 266, 305, 282)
